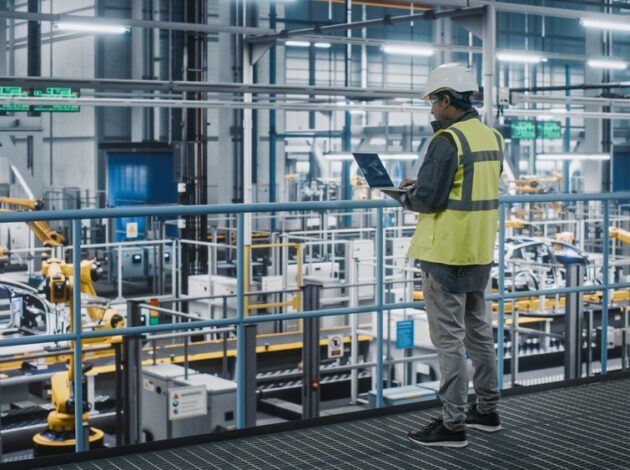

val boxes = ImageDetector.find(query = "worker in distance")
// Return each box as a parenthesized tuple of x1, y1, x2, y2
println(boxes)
(400, 63, 504, 448)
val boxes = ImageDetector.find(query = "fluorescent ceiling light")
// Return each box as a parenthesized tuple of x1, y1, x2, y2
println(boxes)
(324, 153, 354, 161)
(314, 42, 331, 49)
(349, 110, 366, 115)
(285, 40, 310, 47)
(324, 152, 417, 161)
(497, 52, 546, 64)
(580, 18, 630, 33)
(381, 45, 434, 57)
(55, 22, 129, 34)
(587, 58, 628, 70)
(537, 153, 610, 161)
(370, 137, 387, 146)
(380, 153, 417, 161)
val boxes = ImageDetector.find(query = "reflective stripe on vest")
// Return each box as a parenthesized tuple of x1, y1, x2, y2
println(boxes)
(445, 126, 502, 211)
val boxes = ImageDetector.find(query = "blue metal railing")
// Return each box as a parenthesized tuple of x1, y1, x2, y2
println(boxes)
(1, 191, 629, 453)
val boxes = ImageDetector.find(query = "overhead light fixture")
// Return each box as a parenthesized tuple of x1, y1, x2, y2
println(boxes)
(54, 22, 129, 34)
(323, 152, 417, 161)
(349, 110, 366, 115)
(537, 153, 610, 161)
(314, 42, 331, 49)
(580, 18, 630, 33)
(380, 153, 417, 161)
(324, 153, 354, 161)
(381, 45, 434, 57)
(497, 52, 546, 64)
(285, 40, 310, 47)
(587, 58, 628, 70)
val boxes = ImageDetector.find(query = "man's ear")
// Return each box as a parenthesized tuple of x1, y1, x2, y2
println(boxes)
(442, 95, 451, 108)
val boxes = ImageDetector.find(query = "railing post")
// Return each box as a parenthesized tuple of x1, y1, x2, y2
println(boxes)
(564, 264, 584, 380)
(601, 201, 610, 374)
(236, 212, 246, 428)
(72, 219, 85, 453)
(497, 203, 506, 389)
(302, 282, 321, 419)
(376, 207, 384, 408)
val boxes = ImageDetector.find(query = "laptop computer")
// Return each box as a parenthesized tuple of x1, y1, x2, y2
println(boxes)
(352, 153, 407, 193)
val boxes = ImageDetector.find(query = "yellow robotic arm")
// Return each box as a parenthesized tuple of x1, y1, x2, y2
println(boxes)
(34, 258, 122, 455)
(610, 227, 630, 245)
(0, 197, 66, 247)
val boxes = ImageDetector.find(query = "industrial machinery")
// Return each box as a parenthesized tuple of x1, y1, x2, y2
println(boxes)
(141, 364, 237, 441)
(610, 227, 630, 246)
(0, 197, 66, 248)
(32, 259, 123, 456)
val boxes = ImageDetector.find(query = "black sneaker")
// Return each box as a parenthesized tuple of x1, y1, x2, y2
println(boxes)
(407, 417, 468, 448)
(465, 404, 502, 432)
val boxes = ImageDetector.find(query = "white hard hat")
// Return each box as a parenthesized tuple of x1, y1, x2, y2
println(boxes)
(421, 63, 479, 100)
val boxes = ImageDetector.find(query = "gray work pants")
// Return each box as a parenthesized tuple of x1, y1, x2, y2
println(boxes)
(422, 271, 500, 432)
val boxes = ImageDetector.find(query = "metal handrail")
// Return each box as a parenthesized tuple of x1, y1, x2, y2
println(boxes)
(1, 191, 629, 453)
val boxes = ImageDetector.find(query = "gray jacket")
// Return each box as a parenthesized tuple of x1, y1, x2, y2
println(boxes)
(402, 109, 495, 293)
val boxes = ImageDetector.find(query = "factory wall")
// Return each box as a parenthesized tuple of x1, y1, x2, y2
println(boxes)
(10, 0, 97, 199)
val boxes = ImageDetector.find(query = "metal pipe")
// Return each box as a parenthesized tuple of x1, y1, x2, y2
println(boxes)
(0, 10, 272, 35)
(145, 327, 235, 341)
(248, 7, 485, 44)
(3, 192, 630, 225)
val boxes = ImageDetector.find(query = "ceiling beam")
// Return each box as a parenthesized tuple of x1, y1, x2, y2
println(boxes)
(0, 10, 273, 36)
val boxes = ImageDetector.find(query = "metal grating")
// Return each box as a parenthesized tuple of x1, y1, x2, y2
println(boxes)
(39, 378, 630, 470)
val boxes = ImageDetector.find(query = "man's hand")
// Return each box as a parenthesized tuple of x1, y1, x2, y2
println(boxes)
(400, 178, 416, 189)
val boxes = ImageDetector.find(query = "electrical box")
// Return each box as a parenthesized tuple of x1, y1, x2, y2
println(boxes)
(141, 364, 236, 441)
(187, 274, 259, 320)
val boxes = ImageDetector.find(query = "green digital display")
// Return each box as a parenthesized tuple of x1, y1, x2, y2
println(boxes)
(0, 86, 29, 111)
(539, 121, 562, 140)
(510, 120, 562, 140)
(0, 86, 80, 112)
(511, 121, 536, 139)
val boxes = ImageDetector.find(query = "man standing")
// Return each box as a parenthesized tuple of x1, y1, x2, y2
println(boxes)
(402, 63, 503, 448)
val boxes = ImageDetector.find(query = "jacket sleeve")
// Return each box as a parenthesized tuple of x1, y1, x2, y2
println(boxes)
(401, 135, 459, 213)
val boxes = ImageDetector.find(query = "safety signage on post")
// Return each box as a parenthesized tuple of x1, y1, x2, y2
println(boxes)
(328, 334, 344, 358)
(168, 385, 207, 421)
(396, 320, 414, 349)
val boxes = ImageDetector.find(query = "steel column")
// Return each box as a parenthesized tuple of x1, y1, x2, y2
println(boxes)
(302, 283, 321, 419)
(376, 207, 384, 407)
(482, 3, 495, 127)
(243, 323, 257, 427)
(497, 204, 506, 389)
(601, 202, 610, 373)
(236, 212, 246, 428)
(564, 264, 584, 380)
(72, 219, 85, 452)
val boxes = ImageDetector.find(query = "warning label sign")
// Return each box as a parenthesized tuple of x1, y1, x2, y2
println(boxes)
(168, 385, 207, 421)
(327, 334, 344, 358)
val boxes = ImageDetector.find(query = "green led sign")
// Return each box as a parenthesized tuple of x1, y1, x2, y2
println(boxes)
(510, 120, 562, 140)
(0, 86, 80, 112)
(32, 87, 80, 112)
(539, 121, 562, 140)
(0, 87, 29, 111)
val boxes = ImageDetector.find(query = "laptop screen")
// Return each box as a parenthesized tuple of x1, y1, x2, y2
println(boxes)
(353, 153, 395, 188)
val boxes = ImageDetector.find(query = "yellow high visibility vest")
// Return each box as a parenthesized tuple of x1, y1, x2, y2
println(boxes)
(407, 118, 504, 265)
